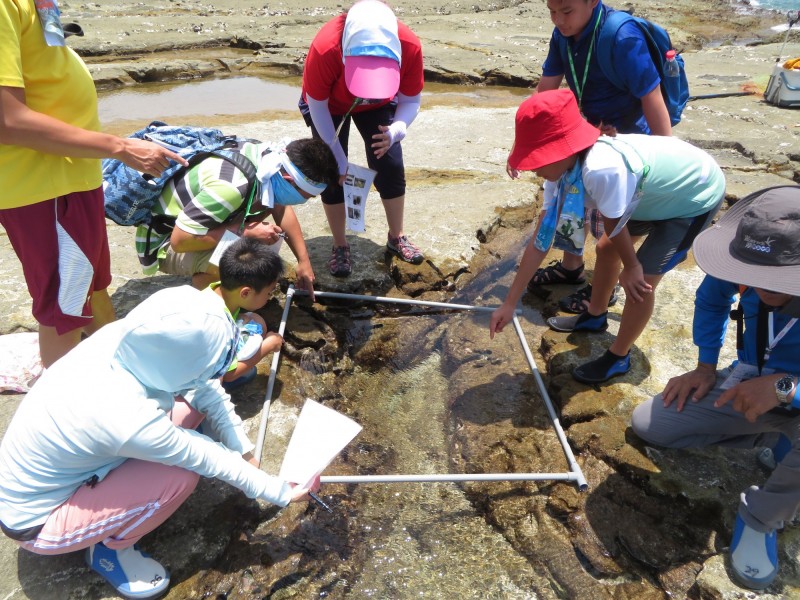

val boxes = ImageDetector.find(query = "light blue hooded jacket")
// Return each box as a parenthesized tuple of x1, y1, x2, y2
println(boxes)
(0, 286, 293, 531)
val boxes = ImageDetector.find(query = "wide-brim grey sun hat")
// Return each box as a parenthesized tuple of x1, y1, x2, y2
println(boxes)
(692, 185, 800, 296)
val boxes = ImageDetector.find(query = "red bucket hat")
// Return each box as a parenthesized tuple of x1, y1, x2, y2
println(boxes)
(508, 89, 601, 171)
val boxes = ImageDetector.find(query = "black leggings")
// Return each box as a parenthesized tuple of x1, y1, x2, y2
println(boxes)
(301, 100, 406, 205)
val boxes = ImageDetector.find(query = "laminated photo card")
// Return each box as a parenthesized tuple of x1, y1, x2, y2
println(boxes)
(343, 163, 377, 233)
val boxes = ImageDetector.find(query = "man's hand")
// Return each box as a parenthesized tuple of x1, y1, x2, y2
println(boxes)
(715, 374, 782, 423)
(241, 221, 283, 244)
(118, 138, 187, 177)
(372, 124, 403, 159)
(505, 158, 520, 180)
(618, 263, 652, 303)
(662, 364, 716, 411)
(294, 259, 316, 301)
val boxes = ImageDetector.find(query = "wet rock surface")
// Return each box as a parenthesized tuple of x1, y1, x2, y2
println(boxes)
(4, 1, 800, 599)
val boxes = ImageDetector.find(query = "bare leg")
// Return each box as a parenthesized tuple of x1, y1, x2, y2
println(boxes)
(560, 251, 584, 271)
(38, 326, 81, 369)
(323, 203, 349, 247)
(609, 273, 662, 356)
(586, 235, 622, 316)
(84, 289, 115, 336)
(381, 195, 405, 239)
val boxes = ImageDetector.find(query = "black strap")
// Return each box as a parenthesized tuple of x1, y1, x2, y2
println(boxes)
(755, 300, 770, 375)
(141, 147, 260, 263)
(730, 301, 745, 353)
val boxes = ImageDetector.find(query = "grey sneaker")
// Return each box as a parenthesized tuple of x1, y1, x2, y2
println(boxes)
(547, 311, 609, 333)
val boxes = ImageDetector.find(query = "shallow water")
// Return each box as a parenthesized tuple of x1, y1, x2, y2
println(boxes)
(96, 75, 528, 133)
(251, 285, 548, 598)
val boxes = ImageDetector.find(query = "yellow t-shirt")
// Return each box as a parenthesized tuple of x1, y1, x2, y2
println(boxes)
(0, 0, 102, 209)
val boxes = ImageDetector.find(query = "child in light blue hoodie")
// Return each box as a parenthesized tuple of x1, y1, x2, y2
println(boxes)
(0, 284, 316, 600)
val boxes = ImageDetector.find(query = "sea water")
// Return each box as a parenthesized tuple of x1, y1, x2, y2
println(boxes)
(750, 0, 800, 14)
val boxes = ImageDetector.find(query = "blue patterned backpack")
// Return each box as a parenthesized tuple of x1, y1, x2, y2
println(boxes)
(102, 121, 258, 226)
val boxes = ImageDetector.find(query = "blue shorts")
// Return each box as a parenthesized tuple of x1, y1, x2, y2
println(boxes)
(301, 100, 406, 205)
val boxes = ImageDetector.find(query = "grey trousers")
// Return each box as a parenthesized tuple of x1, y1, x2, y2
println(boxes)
(631, 370, 800, 532)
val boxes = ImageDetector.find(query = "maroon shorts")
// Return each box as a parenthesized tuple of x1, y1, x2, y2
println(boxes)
(0, 188, 111, 334)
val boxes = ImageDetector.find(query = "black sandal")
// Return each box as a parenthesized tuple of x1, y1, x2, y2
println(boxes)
(558, 284, 620, 314)
(527, 260, 586, 289)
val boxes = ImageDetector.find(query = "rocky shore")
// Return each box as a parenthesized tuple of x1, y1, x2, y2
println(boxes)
(3, 1, 800, 598)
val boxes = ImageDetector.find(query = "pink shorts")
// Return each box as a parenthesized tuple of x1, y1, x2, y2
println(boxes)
(0, 188, 112, 334)
(21, 399, 203, 555)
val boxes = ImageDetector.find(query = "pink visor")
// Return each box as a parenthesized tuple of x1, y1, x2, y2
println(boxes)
(344, 55, 400, 100)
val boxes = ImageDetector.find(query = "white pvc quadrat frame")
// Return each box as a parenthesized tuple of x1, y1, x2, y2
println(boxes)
(253, 286, 588, 491)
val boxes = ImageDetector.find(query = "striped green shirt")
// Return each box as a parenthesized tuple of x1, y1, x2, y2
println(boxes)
(135, 141, 267, 274)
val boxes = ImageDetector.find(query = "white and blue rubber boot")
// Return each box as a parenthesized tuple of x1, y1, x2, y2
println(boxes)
(757, 433, 792, 471)
(729, 514, 778, 590)
(87, 542, 170, 599)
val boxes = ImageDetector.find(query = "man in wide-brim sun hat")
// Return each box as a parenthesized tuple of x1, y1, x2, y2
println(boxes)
(632, 185, 800, 591)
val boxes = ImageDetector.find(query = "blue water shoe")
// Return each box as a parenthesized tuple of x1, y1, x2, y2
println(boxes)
(572, 350, 631, 384)
(547, 311, 608, 333)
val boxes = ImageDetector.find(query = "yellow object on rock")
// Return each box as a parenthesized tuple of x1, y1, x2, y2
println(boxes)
(782, 57, 800, 70)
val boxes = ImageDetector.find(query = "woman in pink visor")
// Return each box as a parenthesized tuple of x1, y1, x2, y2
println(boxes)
(299, 0, 425, 277)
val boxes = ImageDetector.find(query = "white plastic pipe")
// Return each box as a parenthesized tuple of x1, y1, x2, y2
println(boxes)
(320, 473, 581, 484)
(254, 288, 587, 491)
(295, 289, 515, 314)
(511, 315, 588, 491)
(253, 285, 295, 461)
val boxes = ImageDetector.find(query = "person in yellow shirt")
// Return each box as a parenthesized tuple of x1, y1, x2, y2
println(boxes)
(0, 0, 183, 367)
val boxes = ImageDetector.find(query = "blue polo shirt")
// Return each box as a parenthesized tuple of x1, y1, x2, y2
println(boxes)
(541, 2, 660, 134)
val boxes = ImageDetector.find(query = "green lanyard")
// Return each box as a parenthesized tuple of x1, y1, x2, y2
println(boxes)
(566, 8, 603, 112)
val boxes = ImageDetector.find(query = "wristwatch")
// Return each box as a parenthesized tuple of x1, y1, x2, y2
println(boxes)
(775, 375, 797, 405)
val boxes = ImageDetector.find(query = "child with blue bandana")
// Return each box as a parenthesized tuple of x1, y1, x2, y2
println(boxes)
(490, 90, 724, 384)
(514, 0, 674, 314)
(135, 137, 338, 293)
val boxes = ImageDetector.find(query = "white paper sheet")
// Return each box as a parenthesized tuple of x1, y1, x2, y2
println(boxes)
(279, 399, 362, 488)
(209, 229, 240, 267)
(343, 163, 377, 233)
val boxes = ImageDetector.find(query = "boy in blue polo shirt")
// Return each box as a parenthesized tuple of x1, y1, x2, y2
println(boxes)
(512, 0, 672, 313)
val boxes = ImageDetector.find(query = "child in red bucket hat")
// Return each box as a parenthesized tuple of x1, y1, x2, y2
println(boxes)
(491, 89, 726, 384)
